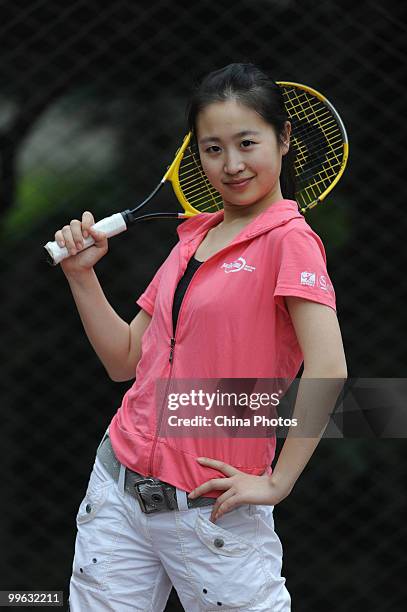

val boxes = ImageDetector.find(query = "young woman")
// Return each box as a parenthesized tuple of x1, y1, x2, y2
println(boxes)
(59, 63, 347, 611)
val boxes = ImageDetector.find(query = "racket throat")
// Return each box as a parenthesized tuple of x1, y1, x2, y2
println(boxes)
(122, 181, 166, 226)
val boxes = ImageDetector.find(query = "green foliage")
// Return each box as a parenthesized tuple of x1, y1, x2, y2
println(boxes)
(1, 169, 120, 242)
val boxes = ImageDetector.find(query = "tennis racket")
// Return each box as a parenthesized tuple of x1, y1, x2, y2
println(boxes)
(44, 82, 348, 265)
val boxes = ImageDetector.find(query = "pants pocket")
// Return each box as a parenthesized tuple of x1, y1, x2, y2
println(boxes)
(76, 457, 113, 524)
(72, 459, 117, 591)
(179, 505, 272, 610)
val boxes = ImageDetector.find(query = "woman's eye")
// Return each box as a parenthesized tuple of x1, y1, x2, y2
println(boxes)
(241, 140, 255, 148)
(206, 145, 221, 153)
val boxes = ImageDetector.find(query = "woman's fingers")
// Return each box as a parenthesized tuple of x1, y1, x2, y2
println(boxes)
(81, 211, 95, 238)
(87, 225, 107, 247)
(81, 211, 107, 245)
(70, 219, 84, 250)
(211, 490, 237, 522)
(54, 229, 64, 248)
(189, 477, 230, 499)
(61, 224, 78, 256)
(54, 212, 98, 255)
(54, 211, 108, 264)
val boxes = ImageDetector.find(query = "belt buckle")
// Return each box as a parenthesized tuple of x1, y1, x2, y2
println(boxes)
(133, 477, 167, 514)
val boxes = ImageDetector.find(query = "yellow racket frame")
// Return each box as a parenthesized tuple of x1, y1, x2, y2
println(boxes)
(162, 132, 196, 217)
(162, 82, 348, 216)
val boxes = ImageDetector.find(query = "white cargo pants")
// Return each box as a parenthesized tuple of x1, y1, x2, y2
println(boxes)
(69, 455, 291, 611)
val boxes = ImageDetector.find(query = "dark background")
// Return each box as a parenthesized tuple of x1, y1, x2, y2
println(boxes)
(1, 0, 406, 610)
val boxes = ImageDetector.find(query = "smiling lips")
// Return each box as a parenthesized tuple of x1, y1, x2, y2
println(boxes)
(224, 177, 254, 190)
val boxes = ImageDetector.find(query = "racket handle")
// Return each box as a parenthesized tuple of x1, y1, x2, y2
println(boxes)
(44, 212, 128, 265)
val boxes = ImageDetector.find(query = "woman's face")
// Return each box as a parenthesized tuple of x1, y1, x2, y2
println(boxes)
(196, 99, 291, 213)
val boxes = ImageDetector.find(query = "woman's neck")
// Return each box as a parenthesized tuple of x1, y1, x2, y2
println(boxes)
(221, 192, 284, 227)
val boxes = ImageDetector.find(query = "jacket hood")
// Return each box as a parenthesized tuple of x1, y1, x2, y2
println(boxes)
(177, 199, 304, 244)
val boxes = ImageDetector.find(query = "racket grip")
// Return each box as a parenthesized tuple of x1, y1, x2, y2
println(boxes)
(44, 212, 128, 265)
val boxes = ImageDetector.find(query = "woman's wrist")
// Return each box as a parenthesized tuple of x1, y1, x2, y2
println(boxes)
(63, 267, 96, 286)
(267, 471, 295, 501)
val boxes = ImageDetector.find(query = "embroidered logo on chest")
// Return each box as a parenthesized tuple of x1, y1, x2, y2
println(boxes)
(221, 257, 256, 273)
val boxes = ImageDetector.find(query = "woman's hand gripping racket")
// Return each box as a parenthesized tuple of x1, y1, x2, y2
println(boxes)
(44, 82, 349, 265)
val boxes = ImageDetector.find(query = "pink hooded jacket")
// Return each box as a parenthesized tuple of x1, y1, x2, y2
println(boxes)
(109, 199, 336, 497)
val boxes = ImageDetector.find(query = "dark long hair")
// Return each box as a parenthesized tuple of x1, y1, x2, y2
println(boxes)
(186, 63, 296, 201)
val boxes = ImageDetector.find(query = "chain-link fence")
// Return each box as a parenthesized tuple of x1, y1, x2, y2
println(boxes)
(1, 0, 406, 610)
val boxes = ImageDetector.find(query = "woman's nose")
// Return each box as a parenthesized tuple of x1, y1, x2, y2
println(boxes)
(224, 153, 245, 175)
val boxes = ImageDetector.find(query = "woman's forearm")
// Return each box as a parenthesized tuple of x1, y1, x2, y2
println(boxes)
(270, 368, 346, 492)
(65, 269, 132, 380)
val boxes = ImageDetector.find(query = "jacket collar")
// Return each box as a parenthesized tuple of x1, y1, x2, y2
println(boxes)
(177, 199, 303, 244)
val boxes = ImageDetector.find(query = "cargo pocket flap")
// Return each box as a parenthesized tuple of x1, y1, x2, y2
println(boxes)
(195, 514, 251, 557)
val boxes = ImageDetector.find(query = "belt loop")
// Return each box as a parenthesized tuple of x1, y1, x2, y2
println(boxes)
(118, 463, 126, 496)
(175, 488, 189, 511)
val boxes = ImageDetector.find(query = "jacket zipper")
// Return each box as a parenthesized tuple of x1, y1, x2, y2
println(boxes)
(169, 337, 175, 363)
(146, 216, 298, 475)
(147, 253, 206, 476)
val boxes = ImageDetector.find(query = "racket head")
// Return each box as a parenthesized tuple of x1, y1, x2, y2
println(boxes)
(277, 81, 349, 212)
(165, 82, 348, 216)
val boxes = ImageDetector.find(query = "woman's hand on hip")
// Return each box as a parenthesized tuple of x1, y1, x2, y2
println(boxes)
(188, 457, 292, 523)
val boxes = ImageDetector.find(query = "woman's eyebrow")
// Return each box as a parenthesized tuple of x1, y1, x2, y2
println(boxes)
(199, 130, 261, 144)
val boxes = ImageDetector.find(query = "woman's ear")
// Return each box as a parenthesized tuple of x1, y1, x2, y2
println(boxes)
(281, 121, 291, 155)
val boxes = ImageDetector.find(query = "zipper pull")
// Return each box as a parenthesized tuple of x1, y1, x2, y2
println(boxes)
(169, 337, 176, 363)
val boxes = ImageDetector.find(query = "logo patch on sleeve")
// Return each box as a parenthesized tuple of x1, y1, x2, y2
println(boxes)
(300, 271, 316, 287)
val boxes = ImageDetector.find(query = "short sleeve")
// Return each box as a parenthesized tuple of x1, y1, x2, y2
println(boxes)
(136, 260, 166, 316)
(274, 225, 336, 313)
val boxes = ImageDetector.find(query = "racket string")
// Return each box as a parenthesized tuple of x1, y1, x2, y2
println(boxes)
(282, 88, 345, 208)
(178, 147, 223, 213)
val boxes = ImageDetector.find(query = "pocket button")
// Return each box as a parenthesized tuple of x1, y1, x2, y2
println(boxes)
(85, 503, 92, 514)
(214, 537, 224, 548)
